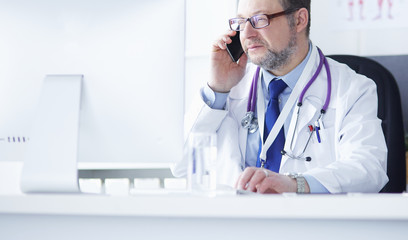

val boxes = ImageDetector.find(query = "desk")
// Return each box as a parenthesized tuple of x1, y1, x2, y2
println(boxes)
(1, 193, 408, 240)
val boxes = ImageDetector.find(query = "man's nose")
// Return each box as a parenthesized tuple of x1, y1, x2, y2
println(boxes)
(240, 20, 257, 39)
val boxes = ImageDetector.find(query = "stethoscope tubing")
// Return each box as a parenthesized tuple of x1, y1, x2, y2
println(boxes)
(247, 67, 260, 112)
(298, 48, 331, 113)
(322, 54, 332, 113)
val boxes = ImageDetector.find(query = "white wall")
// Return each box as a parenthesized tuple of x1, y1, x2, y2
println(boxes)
(311, 0, 408, 56)
(185, 0, 237, 111)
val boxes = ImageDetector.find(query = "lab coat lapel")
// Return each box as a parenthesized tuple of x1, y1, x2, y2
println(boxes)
(282, 101, 317, 159)
(292, 67, 326, 142)
(295, 101, 318, 137)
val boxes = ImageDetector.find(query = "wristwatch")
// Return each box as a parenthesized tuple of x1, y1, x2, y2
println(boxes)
(284, 173, 307, 194)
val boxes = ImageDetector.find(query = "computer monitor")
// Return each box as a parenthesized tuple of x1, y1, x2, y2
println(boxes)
(0, 0, 185, 170)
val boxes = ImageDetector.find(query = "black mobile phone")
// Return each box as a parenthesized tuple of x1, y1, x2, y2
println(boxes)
(226, 32, 244, 63)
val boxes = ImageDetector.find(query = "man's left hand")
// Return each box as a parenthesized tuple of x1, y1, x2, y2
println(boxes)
(235, 167, 310, 194)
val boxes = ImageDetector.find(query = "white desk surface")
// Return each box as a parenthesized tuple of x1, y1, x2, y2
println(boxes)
(2, 193, 408, 240)
(1, 192, 408, 220)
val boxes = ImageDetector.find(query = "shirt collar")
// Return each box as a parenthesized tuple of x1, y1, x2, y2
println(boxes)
(261, 42, 312, 91)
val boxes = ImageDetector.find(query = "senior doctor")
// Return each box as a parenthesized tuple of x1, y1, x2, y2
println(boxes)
(172, 0, 388, 193)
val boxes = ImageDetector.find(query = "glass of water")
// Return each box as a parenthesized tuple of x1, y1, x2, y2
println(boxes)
(186, 132, 217, 194)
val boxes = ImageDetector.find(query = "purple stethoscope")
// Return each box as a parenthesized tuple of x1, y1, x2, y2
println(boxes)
(241, 48, 332, 162)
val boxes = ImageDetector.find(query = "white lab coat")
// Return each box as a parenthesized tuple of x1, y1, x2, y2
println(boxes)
(173, 44, 389, 193)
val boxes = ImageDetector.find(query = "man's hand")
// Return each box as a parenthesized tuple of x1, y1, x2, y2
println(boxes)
(235, 167, 310, 194)
(209, 30, 248, 93)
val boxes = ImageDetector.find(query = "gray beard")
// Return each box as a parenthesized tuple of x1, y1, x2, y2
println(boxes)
(248, 33, 297, 72)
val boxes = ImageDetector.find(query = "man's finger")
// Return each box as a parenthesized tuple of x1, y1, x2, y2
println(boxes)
(246, 168, 270, 192)
(235, 167, 256, 190)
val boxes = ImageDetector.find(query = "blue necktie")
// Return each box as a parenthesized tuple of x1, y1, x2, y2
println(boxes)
(256, 79, 287, 172)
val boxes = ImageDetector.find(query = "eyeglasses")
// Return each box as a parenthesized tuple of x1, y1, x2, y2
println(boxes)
(229, 8, 300, 31)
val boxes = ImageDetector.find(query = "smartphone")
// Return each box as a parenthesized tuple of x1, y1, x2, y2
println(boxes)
(226, 32, 244, 63)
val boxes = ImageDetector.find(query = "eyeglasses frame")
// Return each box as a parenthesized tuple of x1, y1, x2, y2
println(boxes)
(229, 8, 301, 31)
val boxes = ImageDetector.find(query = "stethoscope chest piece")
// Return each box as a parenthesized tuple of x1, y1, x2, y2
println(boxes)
(241, 111, 258, 134)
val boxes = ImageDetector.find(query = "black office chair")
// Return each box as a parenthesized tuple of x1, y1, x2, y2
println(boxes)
(328, 55, 406, 193)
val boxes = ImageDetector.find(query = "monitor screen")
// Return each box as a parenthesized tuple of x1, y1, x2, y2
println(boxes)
(0, 0, 185, 167)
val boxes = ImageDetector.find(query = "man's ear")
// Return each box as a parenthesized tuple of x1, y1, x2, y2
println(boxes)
(295, 8, 309, 33)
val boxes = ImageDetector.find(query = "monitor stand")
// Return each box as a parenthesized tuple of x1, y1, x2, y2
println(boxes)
(20, 75, 83, 193)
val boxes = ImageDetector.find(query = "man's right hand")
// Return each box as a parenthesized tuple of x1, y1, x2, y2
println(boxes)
(209, 30, 248, 93)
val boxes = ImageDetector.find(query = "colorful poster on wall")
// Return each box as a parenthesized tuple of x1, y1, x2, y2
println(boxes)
(331, 0, 408, 29)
